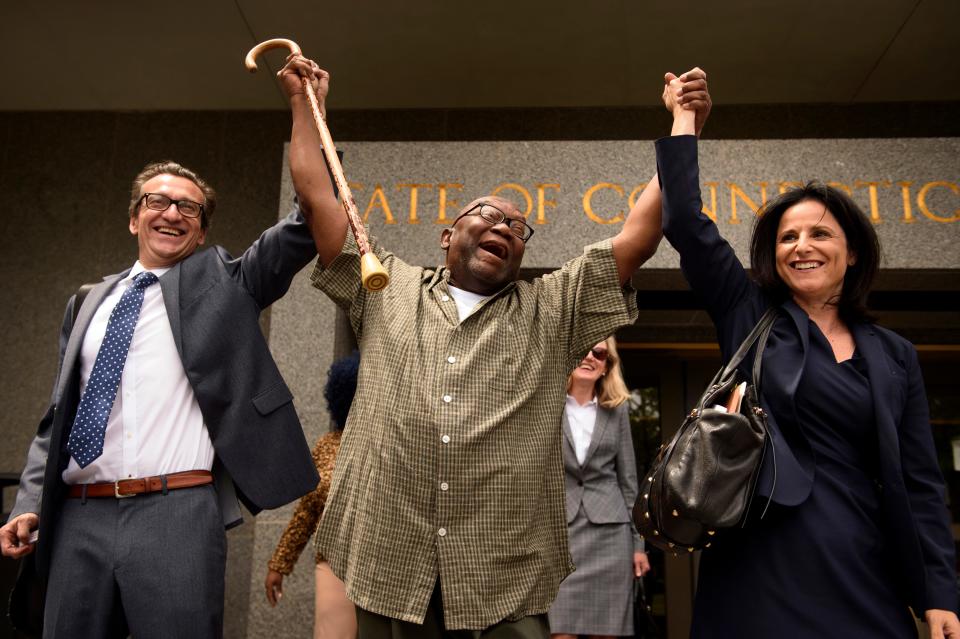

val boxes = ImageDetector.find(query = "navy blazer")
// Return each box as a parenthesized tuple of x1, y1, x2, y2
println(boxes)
(656, 134, 957, 614)
(10, 208, 321, 586)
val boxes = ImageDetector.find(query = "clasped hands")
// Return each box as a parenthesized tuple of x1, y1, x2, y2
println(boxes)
(662, 67, 711, 137)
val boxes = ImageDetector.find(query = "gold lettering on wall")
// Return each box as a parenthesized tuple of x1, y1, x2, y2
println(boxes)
(627, 183, 648, 210)
(435, 183, 463, 224)
(854, 180, 892, 224)
(917, 181, 960, 223)
(702, 182, 719, 221)
(345, 178, 957, 227)
(898, 182, 915, 223)
(728, 182, 768, 225)
(363, 184, 396, 224)
(397, 183, 434, 224)
(827, 181, 853, 196)
(582, 183, 625, 224)
(535, 184, 560, 225)
(492, 183, 534, 219)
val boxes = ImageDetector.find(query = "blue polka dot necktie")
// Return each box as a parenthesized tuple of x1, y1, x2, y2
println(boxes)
(67, 271, 159, 468)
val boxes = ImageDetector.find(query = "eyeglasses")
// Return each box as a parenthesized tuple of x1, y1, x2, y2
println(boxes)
(589, 347, 609, 362)
(453, 203, 535, 242)
(138, 193, 204, 219)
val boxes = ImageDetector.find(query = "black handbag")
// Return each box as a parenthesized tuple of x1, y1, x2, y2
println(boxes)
(633, 576, 658, 638)
(634, 308, 777, 553)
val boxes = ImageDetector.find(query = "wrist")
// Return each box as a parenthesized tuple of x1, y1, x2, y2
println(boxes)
(671, 109, 696, 136)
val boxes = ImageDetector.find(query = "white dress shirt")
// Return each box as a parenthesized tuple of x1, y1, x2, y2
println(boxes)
(62, 261, 215, 484)
(565, 394, 599, 466)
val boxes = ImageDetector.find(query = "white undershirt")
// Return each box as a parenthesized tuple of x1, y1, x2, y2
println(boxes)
(565, 394, 599, 466)
(62, 261, 215, 484)
(447, 284, 490, 323)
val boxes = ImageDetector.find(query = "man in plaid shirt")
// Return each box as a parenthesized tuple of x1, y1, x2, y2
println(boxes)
(286, 56, 710, 637)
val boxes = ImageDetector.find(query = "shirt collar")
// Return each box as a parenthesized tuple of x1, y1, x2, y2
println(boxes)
(428, 266, 518, 298)
(125, 261, 170, 283)
(566, 394, 598, 409)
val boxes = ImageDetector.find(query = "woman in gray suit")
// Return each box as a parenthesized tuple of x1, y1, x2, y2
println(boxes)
(549, 336, 649, 639)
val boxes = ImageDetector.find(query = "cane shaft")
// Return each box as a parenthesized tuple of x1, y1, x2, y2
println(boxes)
(301, 81, 369, 256)
(244, 37, 388, 291)
(301, 81, 387, 290)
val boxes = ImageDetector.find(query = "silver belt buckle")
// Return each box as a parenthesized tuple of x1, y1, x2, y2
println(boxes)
(114, 480, 136, 498)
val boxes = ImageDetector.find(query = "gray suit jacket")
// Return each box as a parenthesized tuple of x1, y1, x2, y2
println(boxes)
(10, 208, 321, 586)
(561, 401, 643, 551)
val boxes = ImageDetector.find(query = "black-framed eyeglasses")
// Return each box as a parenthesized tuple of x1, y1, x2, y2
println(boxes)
(453, 203, 535, 242)
(138, 193, 204, 219)
(589, 347, 609, 362)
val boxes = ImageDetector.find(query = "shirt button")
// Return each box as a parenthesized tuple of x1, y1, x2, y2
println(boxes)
(438, 528, 447, 537)
(447, 356, 456, 364)
(442, 394, 452, 403)
(441, 435, 451, 444)
(441, 295, 450, 302)
(440, 481, 449, 491)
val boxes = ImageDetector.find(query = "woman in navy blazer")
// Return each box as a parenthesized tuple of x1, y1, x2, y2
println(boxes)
(549, 337, 649, 639)
(657, 71, 958, 638)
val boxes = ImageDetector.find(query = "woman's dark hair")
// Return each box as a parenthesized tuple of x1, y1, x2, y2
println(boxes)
(324, 350, 360, 431)
(749, 181, 881, 324)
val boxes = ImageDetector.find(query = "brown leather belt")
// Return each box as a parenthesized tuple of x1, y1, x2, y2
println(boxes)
(66, 470, 213, 499)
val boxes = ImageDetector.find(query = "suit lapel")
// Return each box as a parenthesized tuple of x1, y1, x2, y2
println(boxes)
(582, 405, 610, 467)
(852, 323, 904, 482)
(778, 301, 810, 398)
(561, 409, 576, 460)
(56, 271, 128, 402)
(160, 262, 183, 358)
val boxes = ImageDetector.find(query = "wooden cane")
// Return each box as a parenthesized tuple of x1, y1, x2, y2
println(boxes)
(245, 38, 389, 292)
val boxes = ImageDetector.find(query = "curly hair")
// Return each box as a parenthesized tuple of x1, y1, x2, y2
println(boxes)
(324, 351, 360, 430)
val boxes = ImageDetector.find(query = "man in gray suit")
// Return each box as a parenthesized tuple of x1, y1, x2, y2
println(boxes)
(0, 56, 335, 638)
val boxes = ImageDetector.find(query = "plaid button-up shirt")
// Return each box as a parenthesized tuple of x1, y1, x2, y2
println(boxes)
(311, 232, 637, 630)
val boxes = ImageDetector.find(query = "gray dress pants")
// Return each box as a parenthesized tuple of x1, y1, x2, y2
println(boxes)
(42, 483, 226, 639)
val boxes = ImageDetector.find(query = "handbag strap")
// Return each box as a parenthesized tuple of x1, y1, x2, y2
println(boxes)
(750, 310, 777, 393)
(718, 307, 778, 392)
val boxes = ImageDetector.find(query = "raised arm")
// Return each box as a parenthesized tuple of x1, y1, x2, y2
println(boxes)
(278, 55, 349, 266)
(610, 68, 711, 284)
(657, 69, 761, 327)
